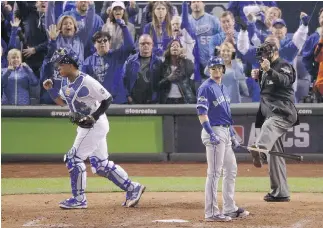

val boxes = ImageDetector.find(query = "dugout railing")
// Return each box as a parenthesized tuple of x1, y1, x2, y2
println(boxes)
(2, 103, 323, 163)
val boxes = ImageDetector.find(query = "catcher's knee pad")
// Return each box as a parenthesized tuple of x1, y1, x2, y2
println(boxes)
(64, 147, 84, 172)
(89, 156, 115, 176)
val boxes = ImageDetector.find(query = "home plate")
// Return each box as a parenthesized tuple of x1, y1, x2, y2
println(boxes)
(153, 219, 189, 223)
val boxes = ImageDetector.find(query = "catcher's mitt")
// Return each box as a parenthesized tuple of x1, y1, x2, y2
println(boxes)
(69, 112, 95, 129)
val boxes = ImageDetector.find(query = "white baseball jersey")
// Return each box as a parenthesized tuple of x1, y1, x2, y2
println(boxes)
(60, 72, 111, 161)
(59, 72, 111, 116)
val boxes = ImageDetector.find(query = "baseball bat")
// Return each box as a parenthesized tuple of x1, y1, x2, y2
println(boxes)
(240, 146, 304, 162)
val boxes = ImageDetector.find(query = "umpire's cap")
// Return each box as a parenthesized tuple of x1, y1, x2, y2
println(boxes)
(207, 56, 226, 73)
(50, 48, 80, 69)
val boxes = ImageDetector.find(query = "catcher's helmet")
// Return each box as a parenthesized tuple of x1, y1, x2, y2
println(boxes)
(207, 56, 226, 73)
(255, 41, 278, 62)
(50, 48, 80, 69)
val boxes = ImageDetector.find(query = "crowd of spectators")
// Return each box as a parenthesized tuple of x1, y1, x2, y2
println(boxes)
(1, 1, 323, 105)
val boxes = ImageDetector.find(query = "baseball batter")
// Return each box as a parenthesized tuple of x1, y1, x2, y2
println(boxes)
(196, 56, 249, 222)
(43, 48, 145, 209)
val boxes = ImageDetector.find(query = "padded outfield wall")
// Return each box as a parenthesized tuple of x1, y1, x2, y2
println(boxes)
(2, 104, 323, 162)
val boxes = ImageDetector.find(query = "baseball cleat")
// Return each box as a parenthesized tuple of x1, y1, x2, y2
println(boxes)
(59, 197, 88, 209)
(205, 214, 232, 222)
(249, 145, 263, 168)
(224, 207, 250, 219)
(263, 193, 290, 202)
(127, 184, 146, 207)
(122, 191, 133, 207)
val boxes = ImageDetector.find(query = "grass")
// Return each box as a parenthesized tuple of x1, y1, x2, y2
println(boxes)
(2, 177, 323, 195)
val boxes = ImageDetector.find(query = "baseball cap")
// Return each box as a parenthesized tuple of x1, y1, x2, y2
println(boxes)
(272, 19, 286, 27)
(111, 1, 125, 10)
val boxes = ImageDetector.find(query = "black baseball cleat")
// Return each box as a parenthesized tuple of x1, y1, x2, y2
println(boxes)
(249, 145, 263, 168)
(263, 193, 290, 202)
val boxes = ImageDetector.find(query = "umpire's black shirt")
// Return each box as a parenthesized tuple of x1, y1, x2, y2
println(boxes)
(255, 57, 299, 128)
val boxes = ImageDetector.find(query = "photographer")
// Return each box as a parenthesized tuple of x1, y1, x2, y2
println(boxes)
(249, 40, 299, 202)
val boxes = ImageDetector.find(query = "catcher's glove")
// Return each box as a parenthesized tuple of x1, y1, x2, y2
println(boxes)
(69, 112, 95, 129)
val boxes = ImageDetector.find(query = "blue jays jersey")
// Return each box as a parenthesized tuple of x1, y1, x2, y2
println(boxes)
(196, 78, 233, 126)
(59, 72, 111, 115)
(189, 13, 222, 67)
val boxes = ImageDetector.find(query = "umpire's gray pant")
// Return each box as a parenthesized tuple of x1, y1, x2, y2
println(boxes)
(255, 116, 294, 198)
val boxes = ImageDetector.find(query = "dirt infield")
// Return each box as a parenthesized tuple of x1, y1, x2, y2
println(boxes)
(2, 163, 323, 228)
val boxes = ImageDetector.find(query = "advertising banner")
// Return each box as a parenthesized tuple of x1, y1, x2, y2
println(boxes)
(176, 116, 323, 154)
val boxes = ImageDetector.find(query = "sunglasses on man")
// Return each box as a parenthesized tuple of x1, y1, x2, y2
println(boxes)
(96, 39, 108, 44)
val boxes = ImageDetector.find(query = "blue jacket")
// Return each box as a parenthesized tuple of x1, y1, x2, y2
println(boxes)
(1, 38, 8, 69)
(242, 37, 299, 69)
(39, 40, 63, 104)
(45, 1, 95, 63)
(182, 1, 201, 82)
(302, 31, 320, 78)
(246, 77, 261, 102)
(82, 26, 134, 104)
(143, 22, 172, 57)
(61, 7, 104, 58)
(123, 53, 162, 103)
(1, 65, 39, 105)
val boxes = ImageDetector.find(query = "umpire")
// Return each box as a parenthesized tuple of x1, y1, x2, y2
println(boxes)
(250, 38, 299, 202)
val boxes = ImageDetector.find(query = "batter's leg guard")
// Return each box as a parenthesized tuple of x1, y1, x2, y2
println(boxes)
(89, 156, 136, 192)
(59, 147, 87, 209)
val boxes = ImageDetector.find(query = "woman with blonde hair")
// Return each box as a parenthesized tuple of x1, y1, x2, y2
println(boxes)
(143, 1, 173, 56)
(1, 49, 39, 105)
(45, 1, 95, 63)
(215, 42, 249, 103)
(204, 41, 251, 103)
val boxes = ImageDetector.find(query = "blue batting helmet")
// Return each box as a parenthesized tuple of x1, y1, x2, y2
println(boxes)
(50, 48, 80, 68)
(207, 56, 226, 73)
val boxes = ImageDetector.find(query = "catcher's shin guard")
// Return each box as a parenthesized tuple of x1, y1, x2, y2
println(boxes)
(64, 147, 87, 201)
(89, 156, 134, 191)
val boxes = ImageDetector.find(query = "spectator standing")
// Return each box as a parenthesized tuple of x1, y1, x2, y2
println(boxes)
(302, 8, 323, 89)
(15, 1, 48, 78)
(100, 1, 139, 25)
(227, 1, 277, 26)
(1, 38, 8, 68)
(1, 49, 38, 105)
(143, 1, 173, 57)
(313, 30, 323, 101)
(45, 1, 95, 64)
(82, 26, 134, 104)
(61, 1, 104, 58)
(219, 42, 249, 103)
(123, 34, 162, 104)
(187, 1, 222, 80)
(158, 39, 196, 104)
(102, 1, 136, 50)
(140, 1, 178, 36)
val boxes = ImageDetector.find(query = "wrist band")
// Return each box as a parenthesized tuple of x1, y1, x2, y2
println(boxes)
(48, 88, 60, 100)
(202, 121, 215, 136)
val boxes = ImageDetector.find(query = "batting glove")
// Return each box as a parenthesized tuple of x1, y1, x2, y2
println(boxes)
(301, 15, 309, 26)
(210, 133, 221, 145)
(231, 136, 240, 149)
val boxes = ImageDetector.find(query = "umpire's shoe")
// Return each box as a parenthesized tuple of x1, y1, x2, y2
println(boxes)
(264, 193, 290, 202)
(127, 184, 146, 207)
(249, 145, 263, 168)
(224, 207, 250, 219)
(59, 197, 88, 209)
(205, 214, 232, 222)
